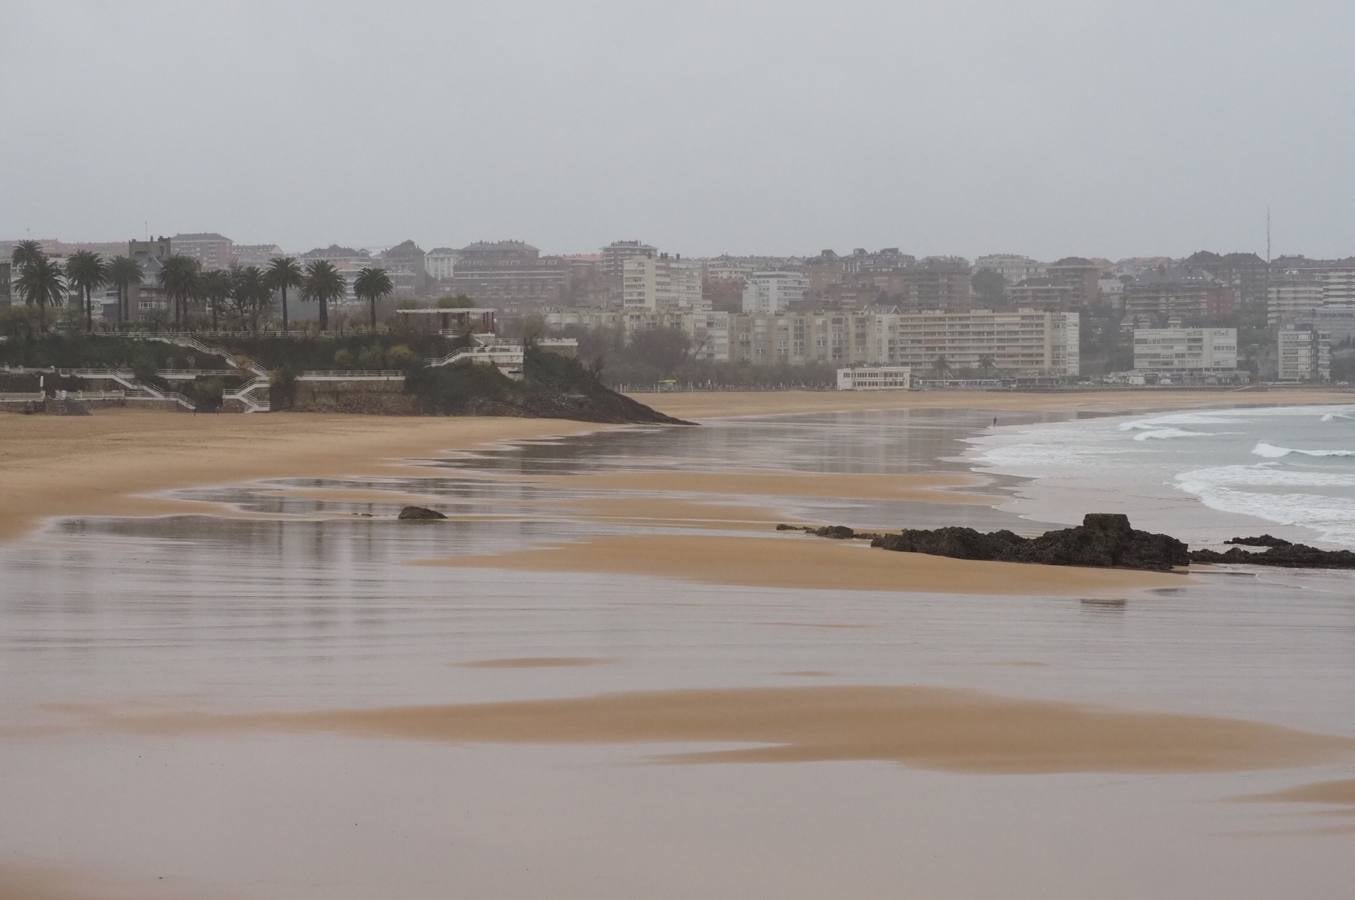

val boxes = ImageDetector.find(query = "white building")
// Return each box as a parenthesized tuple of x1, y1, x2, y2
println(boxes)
(1133, 328, 1237, 377)
(742, 271, 807, 314)
(837, 365, 912, 390)
(1277, 327, 1332, 382)
(1317, 267, 1355, 305)
(426, 248, 457, 282)
(622, 254, 703, 312)
(874, 309, 1080, 377)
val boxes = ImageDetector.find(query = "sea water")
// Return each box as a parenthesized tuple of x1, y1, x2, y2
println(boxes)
(966, 404, 1355, 548)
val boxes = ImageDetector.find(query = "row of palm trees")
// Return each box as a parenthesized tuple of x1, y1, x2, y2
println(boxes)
(9, 240, 395, 333)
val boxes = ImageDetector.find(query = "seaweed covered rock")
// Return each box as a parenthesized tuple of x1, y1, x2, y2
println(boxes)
(1224, 534, 1292, 548)
(869, 515, 1188, 572)
(1191, 543, 1355, 569)
(398, 506, 447, 521)
(871, 526, 1024, 560)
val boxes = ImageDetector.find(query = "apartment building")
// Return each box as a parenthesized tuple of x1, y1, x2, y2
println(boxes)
(1132, 328, 1237, 376)
(125, 236, 174, 320)
(544, 307, 1079, 375)
(1311, 303, 1355, 343)
(974, 254, 1045, 284)
(449, 240, 566, 307)
(171, 233, 234, 270)
(1008, 278, 1078, 310)
(836, 365, 912, 391)
(1277, 327, 1332, 382)
(623, 254, 703, 312)
(1046, 257, 1104, 308)
(1125, 270, 1236, 325)
(873, 309, 1079, 376)
(232, 244, 283, 267)
(897, 257, 972, 311)
(1267, 276, 1324, 326)
(742, 271, 808, 313)
(600, 240, 657, 279)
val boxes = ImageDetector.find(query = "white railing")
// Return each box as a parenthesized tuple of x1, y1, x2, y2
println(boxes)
(300, 369, 406, 378)
(53, 390, 126, 401)
(426, 347, 525, 368)
(0, 391, 44, 403)
(156, 368, 240, 378)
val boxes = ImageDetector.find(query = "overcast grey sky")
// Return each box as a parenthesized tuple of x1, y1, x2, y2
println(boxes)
(3, 0, 1352, 259)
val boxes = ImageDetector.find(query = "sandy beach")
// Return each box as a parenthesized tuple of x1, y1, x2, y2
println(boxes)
(67, 685, 1355, 774)
(5, 390, 1355, 900)
(4, 387, 1346, 544)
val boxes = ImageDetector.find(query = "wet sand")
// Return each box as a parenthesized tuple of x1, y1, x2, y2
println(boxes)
(1244, 778, 1355, 806)
(538, 470, 988, 504)
(420, 533, 1182, 595)
(89, 686, 1353, 774)
(647, 388, 1354, 420)
(457, 657, 613, 669)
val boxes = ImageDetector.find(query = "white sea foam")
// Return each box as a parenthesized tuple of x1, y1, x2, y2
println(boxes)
(1176, 464, 1355, 545)
(1252, 442, 1355, 460)
(1132, 427, 1212, 441)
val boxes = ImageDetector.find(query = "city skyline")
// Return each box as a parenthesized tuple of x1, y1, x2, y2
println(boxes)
(5, 1, 1354, 260)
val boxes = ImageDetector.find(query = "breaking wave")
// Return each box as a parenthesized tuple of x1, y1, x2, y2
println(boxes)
(1252, 442, 1355, 460)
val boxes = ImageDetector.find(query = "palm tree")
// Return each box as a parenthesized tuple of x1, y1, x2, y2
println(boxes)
(229, 265, 268, 334)
(15, 254, 66, 331)
(302, 260, 345, 332)
(10, 240, 43, 271)
(977, 354, 997, 378)
(64, 251, 109, 333)
(107, 256, 144, 326)
(932, 354, 951, 379)
(353, 266, 394, 330)
(265, 256, 304, 333)
(198, 269, 233, 331)
(158, 255, 200, 328)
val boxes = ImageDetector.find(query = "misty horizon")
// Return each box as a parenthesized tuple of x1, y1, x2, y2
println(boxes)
(5, 1, 1354, 260)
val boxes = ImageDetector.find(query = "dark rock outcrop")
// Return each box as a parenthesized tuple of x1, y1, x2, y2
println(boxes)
(787, 514, 1355, 572)
(1224, 534, 1292, 548)
(1191, 544, 1355, 569)
(873, 526, 1025, 560)
(397, 506, 447, 521)
(868, 514, 1188, 572)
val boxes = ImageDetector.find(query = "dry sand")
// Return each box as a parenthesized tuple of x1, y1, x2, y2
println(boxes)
(645, 388, 1354, 420)
(0, 410, 602, 541)
(420, 533, 1183, 595)
(97, 685, 1354, 774)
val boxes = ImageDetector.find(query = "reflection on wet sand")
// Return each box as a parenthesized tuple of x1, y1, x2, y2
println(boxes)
(457, 657, 613, 669)
(92, 685, 1353, 773)
(420, 533, 1183, 595)
(1240, 778, 1355, 807)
